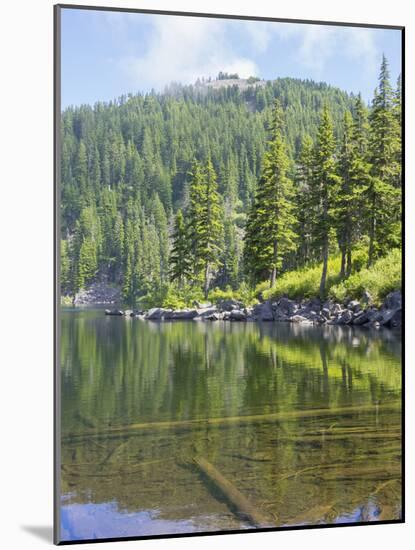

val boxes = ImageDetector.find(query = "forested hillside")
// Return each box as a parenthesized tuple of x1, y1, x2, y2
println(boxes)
(60, 59, 401, 306)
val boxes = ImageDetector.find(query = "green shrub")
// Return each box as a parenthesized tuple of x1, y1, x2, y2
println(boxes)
(330, 248, 401, 304)
(256, 248, 401, 304)
(260, 256, 343, 301)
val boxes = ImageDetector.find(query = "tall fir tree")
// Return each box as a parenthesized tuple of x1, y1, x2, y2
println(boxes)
(244, 99, 298, 286)
(199, 158, 224, 298)
(310, 105, 339, 297)
(295, 134, 314, 266)
(366, 56, 402, 265)
(169, 209, 191, 287)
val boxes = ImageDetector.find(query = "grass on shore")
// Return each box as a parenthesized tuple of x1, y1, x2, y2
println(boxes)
(259, 248, 401, 306)
(63, 248, 401, 308)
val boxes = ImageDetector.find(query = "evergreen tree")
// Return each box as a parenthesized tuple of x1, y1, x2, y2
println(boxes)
(310, 105, 339, 297)
(244, 100, 298, 286)
(366, 56, 401, 265)
(169, 209, 191, 287)
(60, 239, 71, 295)
(199, 158, 224, 298)
(295, 134, 314, 266)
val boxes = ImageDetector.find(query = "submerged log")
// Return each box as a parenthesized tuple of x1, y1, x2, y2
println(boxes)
(101, 439, 130, 466)
(193, 456, 271, 527)
(62, 402, 400, 442)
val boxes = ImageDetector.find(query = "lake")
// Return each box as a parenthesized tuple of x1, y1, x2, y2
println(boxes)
(59, 309, 402, 541)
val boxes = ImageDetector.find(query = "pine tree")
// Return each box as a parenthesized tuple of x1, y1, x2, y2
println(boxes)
(199, 157, 224, 298)
(310, 105, 339, 297)
(73, 206, 101, 292)
(151, 194, 169, 282)
(366, 56, 402, 265)
(186, 159, 224, 297)
(77, 237, 98, 290)
(295, 134, 314, 266)
(244, 100, 298, 287)
(60, 239, 71, 295)
(336, 112, 354, 277)
(169, 209, 191, 287)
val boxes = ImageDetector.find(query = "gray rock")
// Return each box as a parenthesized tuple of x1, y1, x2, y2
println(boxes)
(105, 309, 124, 316)
(321, 307, 331, 319)
(124, 309, 134, 317)
(229, 309, 247, 321)
(132, 309, 144, 316)
(197, 307, 218, 318)
(383, 290, 402, 310)
(335, 310, 353, 325)
(347, 300, 361, 313)
(146, 308, 167, 320)
(331, 303, 343, 315)
(252, 300, 274, 321)
(274, 310, 290, 322)
(204, 312, 222, 321)
(366, 308, 382, 323)
(389, 309, 402, 329)
(352, 310, 368, 325)
(276, 297, 297, 316)
(75, 283, 121, 305)
(168, 309, 199, 320)
(290, 315, 313, 324)
(379, 308, 401, 326)
(217, 299, 244, 312)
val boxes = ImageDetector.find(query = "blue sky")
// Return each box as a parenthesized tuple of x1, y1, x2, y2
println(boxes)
(61, 8, 402, 109)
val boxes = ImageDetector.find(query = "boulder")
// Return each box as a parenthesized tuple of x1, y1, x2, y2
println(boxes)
(347, 300, 361, 313)
(335, 310, 353, 325)
(389, 309, 402, 329)
(146, 308, 167, 320)
(273, 310, 290, 322)
(124, 309, 134, 317)
(217, 299, 244, 312)
(321, 307, 331, 320)
(105, 309, 124, 316)
(229, 309, 247, 321)
(290, 315, 313, 324)
(352, 310, 368, 325)
(365, 308, 382, 323)
(204, 312, 222, 321)
(309, 297, 322, 311)
(252, 300, 274, 321)
(168, 309, 199, 320)
(276, 297, 297, 316)
(383, 290, 402, 310)
(197, 307, 218, 318)
(379, 308, 401, 326)
(331, 303, 343, 315)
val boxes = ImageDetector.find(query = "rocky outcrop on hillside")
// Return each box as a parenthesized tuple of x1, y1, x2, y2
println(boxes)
(105, 290, 402, 330)
(74, 283, 121, 305)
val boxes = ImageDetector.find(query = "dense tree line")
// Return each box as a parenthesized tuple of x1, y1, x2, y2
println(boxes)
(244, 56, 401, 296)
(60, 63, 401, 303)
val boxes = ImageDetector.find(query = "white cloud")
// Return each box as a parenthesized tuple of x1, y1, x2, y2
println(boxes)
(121, 15, 259, 91)
(269, 23, 379, 77)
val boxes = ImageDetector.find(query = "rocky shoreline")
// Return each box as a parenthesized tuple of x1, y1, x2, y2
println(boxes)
(105, 290, 402, 330)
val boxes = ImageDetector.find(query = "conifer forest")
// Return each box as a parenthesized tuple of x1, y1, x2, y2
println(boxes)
(60, 58, 402, 306)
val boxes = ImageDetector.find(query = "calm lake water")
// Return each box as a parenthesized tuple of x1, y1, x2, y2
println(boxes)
(60, 309, 402, 542)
